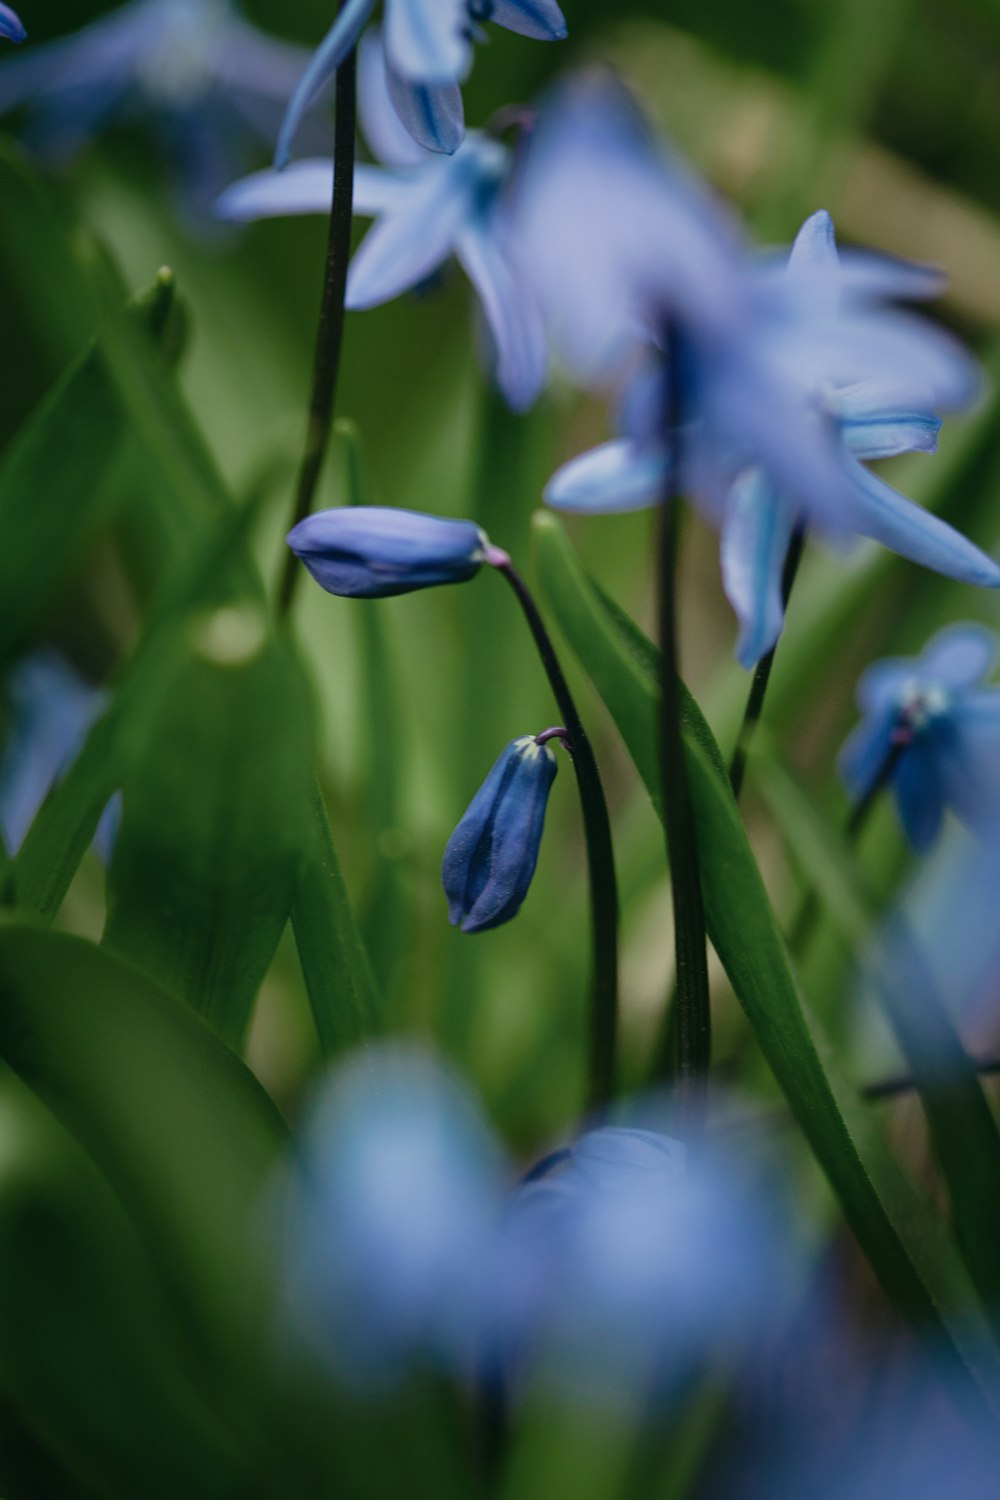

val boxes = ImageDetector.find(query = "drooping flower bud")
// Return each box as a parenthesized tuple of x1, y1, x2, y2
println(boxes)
(442, 734, 559, 933)
(287, 506, 488, 599)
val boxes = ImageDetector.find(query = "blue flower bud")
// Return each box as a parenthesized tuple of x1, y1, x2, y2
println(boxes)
(443, 734, 559, 933)
(287, 506, 488, 599)
(0, 5, 25, 43)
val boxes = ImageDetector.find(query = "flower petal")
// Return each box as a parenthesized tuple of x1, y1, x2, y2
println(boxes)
(385, 63, 464, 154)
(919, 623, 998, 688)
(720, 469, 798, 669)
(0, 4, 25, 43)
(216, 160, 403, 221)
(345, 167, 469, 307)
(845, 459, 1000, 590)
(455, 218, 547, 411)
(544, 440, 667, 514)
(384, 0, 469, 83)
(358, 28, 427, 165)
(835, 379, 940, 459)
(276, 0, 375, 168)
(840, 701, 903, 803)
(893, 747, 946, 851)
(489, 0, 568, 41)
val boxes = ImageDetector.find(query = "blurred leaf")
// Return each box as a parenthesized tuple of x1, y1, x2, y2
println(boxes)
(0, 272, 180, 666)
(755, 748, 1000, 1312)
(0, 924, 288, 1384)
(105, 616, 313, 1050)
(534, 510, 1000, 1406)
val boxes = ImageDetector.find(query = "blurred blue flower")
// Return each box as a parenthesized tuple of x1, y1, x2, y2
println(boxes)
(491, 1123, 785, 1406)
(515, 74, 992, 666)
(218, 34, 547, 410)
(284, 1045, 505, 1391)
(443, 733, 559, 933)
(0, 5, 25, 44)
(0, 651, 117, 859)
(0, 0, 315, 215)
(276, 0, 567, 165)
(840, 623, 1000, 850)
(287, 504, 487, 597)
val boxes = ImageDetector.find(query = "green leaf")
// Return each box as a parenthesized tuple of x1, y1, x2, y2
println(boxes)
(0, 925, 287, 1370)
(104, 613, 313, 1050)
(753, 748, 1000, 1311)
(533, 511, 1000, 1407)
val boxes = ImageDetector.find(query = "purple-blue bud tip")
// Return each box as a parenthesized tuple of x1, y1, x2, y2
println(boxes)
(443, 735, 559, 933)
(287, 507, 488, 599)
(0, 4, 26, 42)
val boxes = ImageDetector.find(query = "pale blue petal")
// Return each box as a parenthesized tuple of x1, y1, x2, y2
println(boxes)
(216, 160, 402, 221)
(845, 459, 1000, 589)
(786, 210, 840, 317)
(856, 658, 914, 714)
(276, 0, 375, 168)
(358, 28, 427, 165)
(345, 168, 468, 307)
(384, 0, 469, 83)
(213, 14, 316, 104)
(720, 470, 797, 669)
(455, 217, 547, 410)
(835, 379, 940, 459)
(544, 440, 667, 514)
(894, 748, 945, 851)
(919, 623, 998, 688)
(386, 64, 464, 154)
(840, 702, 902, 802)
(489, 0, 568, 40)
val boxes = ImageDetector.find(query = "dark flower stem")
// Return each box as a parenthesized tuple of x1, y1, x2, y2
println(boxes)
(728, 527, 806, 799)
(658, 344, 711, 1137)
(277, 23, 357, 618)
(487, 550, 620, 1113)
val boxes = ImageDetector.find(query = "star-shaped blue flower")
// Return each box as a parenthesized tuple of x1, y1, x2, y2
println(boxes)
(219, 35, 547, 409)
(0, 5, 25, 43)
(0, 0, 317, 215)
(840, 623, 1000, 850)
(276, 0, 566, 166)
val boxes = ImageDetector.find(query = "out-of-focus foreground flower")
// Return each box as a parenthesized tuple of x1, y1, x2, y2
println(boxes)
(0, 4, 24, 43)
(219, 34, 547, 409)
(0, 0, 316, 214)
(513, 72, 996, 667)
(276, 0, 567, 165)
(840, 623, 1000, 851)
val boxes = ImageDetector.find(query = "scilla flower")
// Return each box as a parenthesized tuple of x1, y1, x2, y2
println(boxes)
(0, 5, 25, 43)
(840, 623, 1000, 851)
(0, 0, 315, 214)
(218, 34, 546, 409)
(443, 733, 560, 933)
(287, 505, 488, 598)
(284, 1045, 505, 1391)
(276, 0, 566, 166)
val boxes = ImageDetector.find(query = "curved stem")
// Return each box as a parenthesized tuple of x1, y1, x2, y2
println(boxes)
(728, 526, 806, 799)
(277, 26, 357, 618)
(490, 555, 620, 1113)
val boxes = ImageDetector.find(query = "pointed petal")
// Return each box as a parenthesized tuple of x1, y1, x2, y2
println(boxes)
(386, 64, 464, 154)
(846, 460, 1000, 590)
(489, 0, 568, 40)
(346, 171, 467, 308)
(920, 623, 998, 688)
(894, 748, 945, 851)
(720, 470, 797, 669)
(455, 218, 547, 411)
(358, 28, 427, 165)
(544, 440, 667, 514)
(835, 379, 940, 459)
(840, 702, 902, 803)
(384, 0, 469, 83)
(216, 160, 403, 222)
(276, 0, 375, 167)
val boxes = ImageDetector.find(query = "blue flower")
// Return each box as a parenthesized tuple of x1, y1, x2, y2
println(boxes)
(287, 505, 488, 598)
(218, 35, 546, 409)
(283, 1045, 505, 1391)
(443, 733, 559, 933)
(519, 82, 996, 666)
(0, 652, 118, 859)
(840, 623, 1000, 851)
(0, 0, 316, 215)
(0, 5, 25, 43)
(276, 0, 567, 166)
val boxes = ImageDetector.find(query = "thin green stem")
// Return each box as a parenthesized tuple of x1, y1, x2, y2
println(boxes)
(490, 554, 620, 1113)
(277, 25, 357, 618)
(728, 527, 806, 799)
